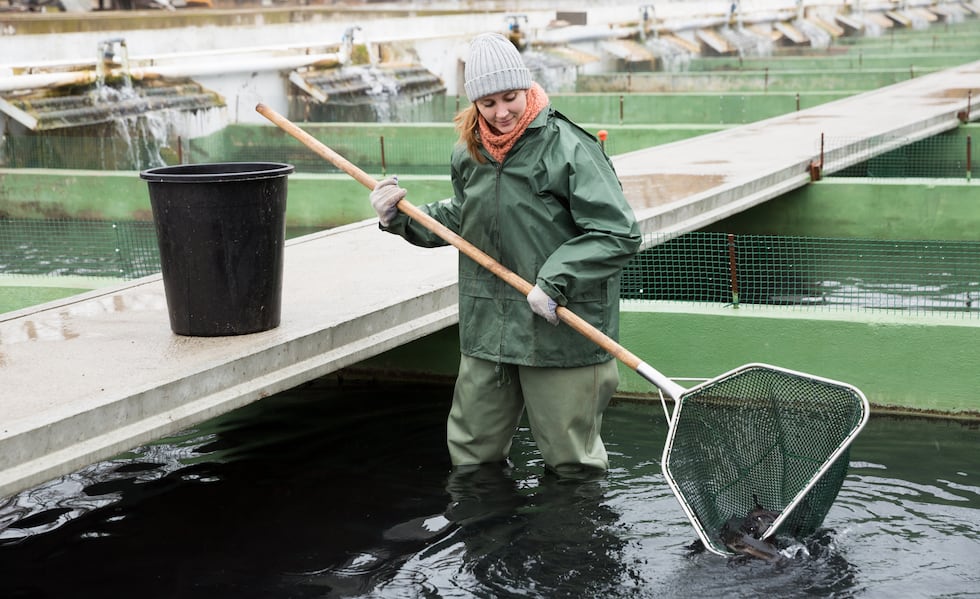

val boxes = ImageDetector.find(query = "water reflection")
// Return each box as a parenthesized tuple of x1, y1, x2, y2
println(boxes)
(0, 293, 167, 347)
(0, 430, 214, 543)
(0, 382, 977, 598)
(365, 465, 627, 598)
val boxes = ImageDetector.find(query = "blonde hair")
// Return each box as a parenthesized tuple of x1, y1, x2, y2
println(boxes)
(453, 104, 486, 164)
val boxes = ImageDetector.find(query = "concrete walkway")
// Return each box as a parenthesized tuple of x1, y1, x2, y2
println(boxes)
(1, 61, 978, 500)
(617, 60, 980, 236)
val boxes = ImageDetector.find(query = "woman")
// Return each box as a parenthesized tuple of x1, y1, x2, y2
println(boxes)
(370, 32, 641, 479)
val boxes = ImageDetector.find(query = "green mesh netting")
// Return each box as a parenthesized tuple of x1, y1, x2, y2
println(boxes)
(829, 132, 975, 179)
(0, 219, 159, 279)
(622, 233, 980, 317)
(4, 223, 980, 321)
(663, 364, 868, 556)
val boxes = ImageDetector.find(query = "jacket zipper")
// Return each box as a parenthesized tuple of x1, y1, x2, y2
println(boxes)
(494, 159, 505, 368)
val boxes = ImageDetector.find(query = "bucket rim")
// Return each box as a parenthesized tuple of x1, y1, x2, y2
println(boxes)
(139, 162, 295, 183)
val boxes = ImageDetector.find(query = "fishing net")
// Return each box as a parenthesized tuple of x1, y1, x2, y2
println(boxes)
(662, 363, 868, 556)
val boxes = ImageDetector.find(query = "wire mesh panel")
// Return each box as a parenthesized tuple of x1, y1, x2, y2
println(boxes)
(829, 132, 974, 179)
(662, 363, 868, 556)
(621, 233, 980, 317)
(4, 222, 979, 320)
(0, 219, 159, 279)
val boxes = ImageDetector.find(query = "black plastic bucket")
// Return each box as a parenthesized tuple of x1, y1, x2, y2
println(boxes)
(140, 162, 294, 336)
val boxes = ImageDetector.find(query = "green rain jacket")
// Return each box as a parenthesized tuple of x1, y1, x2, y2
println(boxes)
(385, 107, 642, 368)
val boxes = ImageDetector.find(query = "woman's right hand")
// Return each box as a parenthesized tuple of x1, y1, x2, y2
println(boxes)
(528, 285, 559, 326)
(370, 177, 407, 226)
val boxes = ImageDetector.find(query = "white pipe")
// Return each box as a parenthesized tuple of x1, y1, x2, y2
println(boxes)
(1, 43, 341, 73)
(130, 53, 342, 79)
(0, 53, 341, 93)
(0, 71, 99, 93)
(534, 25, 638, 45)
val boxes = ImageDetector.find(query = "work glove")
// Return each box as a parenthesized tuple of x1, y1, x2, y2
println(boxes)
(527, 284, 559, 326)
(370, 176, 406, 226)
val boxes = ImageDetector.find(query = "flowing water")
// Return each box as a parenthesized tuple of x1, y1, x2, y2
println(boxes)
(0, 381, 978, 598)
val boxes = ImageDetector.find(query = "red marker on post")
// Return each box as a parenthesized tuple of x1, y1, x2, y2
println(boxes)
(597, 129, 608, 153)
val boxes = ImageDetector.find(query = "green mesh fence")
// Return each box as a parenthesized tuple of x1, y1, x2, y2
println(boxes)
(621, 232, 980, 317)
(0, 219, 160, 279)
(828, 131, 975, 179)
(3, 221, 980, 319)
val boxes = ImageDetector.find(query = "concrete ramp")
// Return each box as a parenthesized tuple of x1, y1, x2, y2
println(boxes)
(773, 21, 809, 44)
(834, 13, 865, 34)
(696, 29, 732, 54)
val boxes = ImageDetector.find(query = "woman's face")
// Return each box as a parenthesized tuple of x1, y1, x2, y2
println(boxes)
(475, 89, 527, 134)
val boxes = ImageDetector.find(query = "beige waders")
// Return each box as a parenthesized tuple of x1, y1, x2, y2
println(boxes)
(447, 354, 619, 477)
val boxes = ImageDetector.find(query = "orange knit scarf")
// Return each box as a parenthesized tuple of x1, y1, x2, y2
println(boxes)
(477, 82, 550, 164)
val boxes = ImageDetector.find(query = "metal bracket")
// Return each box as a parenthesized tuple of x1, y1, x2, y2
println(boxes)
(809, 160, 823, 181)
(957, 90, 972, 124)
(809, 132, 825, 182)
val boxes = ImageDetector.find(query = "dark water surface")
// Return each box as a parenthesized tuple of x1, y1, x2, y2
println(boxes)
(1, 381, 978, 598)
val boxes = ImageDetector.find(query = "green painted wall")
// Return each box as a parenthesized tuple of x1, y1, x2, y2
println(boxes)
(551, 92, 851, 125)
(350, 301, 980, 418)
(705, 179, 980, 240)
(193, 121, 726, 171)
(0, 282, 100, 314)
(0, 169, 155, 221)
(577, 69, 939, 94)
(687, 52, 980, 72)
(0, 170, 454, 228)
(4, 169, 976, 237)
(616, 303, 980, 417)
(353, 326, 461, 381)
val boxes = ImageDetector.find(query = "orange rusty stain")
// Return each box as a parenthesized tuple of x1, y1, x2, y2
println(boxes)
(929, 88, 977, 100)
(620, 173, 728, 208)
(59, 311, 79, 340)
(767, 114, 840, 125)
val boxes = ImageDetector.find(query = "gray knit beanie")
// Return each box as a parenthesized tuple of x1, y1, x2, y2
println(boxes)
(463, 33, 532, 102)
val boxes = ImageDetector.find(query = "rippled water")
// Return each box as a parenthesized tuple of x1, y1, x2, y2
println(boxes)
(0, 381, 977, 598)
